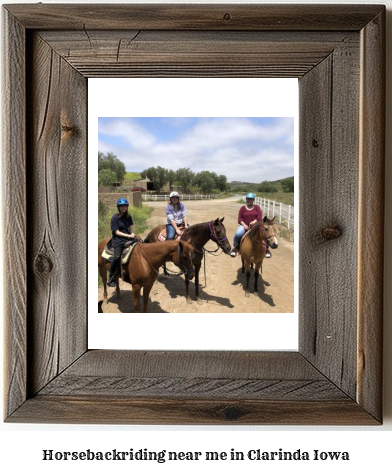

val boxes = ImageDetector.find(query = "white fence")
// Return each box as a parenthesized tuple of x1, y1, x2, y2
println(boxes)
(142, 194, 218, 202)
(255, 197, 294, 231)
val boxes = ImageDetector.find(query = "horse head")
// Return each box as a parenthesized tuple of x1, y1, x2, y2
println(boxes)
(176, 241, 195, 280)
(211, 217, 232, 254)
(262, 216, 279, 249)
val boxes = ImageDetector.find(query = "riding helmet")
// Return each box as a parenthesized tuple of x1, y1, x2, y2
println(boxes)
(117, 198, 129, 206)
(170, 191, 180, 199)
(246, 192, 256, 199)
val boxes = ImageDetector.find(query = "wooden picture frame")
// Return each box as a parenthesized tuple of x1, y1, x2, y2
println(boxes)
(3, 4, 385, 424)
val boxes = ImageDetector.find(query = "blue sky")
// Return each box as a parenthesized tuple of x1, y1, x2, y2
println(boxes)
(98, 117, 294, 183)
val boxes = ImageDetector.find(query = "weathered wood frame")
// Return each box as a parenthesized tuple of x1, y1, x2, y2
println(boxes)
(3, 4, 385, 424)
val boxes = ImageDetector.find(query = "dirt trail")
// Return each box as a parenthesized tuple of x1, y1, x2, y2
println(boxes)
(98, 197, 294, 313)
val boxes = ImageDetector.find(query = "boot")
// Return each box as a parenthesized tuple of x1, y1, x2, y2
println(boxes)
(107, 272, 117, 287)
(230, 244, 239, 258)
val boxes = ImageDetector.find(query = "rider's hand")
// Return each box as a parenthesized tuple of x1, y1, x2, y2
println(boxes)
(129, 233, 135, 239)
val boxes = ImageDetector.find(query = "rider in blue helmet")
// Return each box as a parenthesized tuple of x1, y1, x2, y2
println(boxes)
(230, 192, 271, 258)
(107, 197, 136, 287)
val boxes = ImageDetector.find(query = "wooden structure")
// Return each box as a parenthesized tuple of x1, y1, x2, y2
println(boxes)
(3, 4, 385, 424)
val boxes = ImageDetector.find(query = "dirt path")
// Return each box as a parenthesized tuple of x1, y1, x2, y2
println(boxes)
(98, 197, 294, 313)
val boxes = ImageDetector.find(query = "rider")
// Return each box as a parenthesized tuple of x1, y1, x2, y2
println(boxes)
(230, 192, 271, 258)
(107, 198, 136, 287)
(165, 191, 190, 240)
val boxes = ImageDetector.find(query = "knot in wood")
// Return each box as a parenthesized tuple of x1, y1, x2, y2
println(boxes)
(312, 139, 319, 148)
(34, 252, 53, 274)
(223, 405, 244, 420)
(61, 124, 77, 134)
(223, 13, 231, 21)
(314, 225, 342, 245)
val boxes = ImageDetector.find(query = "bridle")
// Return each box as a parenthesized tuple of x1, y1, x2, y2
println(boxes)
(252, 222, 276, 251)
(208, 220, 229, 251)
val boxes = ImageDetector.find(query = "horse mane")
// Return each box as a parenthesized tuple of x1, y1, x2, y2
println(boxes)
(248, 221, 262, 240)
(182, 222, 209, 240)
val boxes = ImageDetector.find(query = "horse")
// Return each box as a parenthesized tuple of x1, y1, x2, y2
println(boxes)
(144, 218, 231, 304)
(98, 300, 103, 313)
(98, 238, 195, 312)
(239, 216, 278, 297)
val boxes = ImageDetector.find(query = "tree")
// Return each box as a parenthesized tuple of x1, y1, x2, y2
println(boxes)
(98, 151, 126, 184)
(98, 169, 117, 186)
(176, 168, 194, 193)
(215, 174, 228, 192)
(280, 177, 294, 193)
(194, 171, 216, 194)
(257, 180, 278, 193)
(167, 169, 176, 191)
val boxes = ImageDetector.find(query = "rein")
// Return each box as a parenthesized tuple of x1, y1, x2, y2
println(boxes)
(137, 243, 160, 274)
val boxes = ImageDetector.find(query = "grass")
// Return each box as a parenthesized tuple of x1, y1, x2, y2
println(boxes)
(122, 172, 142, 186)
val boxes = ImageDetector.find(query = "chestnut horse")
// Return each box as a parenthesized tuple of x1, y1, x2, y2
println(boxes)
(239, 216, 278, 297)
(98, 238, 195, 312)
(144, 218, 231, 304)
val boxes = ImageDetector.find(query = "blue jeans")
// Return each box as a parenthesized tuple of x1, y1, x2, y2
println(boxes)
(166, 223, 190, 240)
(233, 225, 246, 248)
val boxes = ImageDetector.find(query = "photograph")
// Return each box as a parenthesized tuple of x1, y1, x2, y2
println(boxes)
(97, 116, 295, 315)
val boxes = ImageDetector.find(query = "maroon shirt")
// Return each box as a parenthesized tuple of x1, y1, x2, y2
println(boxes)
(238, 205, 262, 226)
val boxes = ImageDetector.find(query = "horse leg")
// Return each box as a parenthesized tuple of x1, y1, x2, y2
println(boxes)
(132, 284, 142, 313)
(254, 264, 261, 295)
(241, 257, 245, 273)
(99, 264, 108, 304)
(142, 283, 154, 313)
(195, 264, 203, 305)
(244, 261, 251, 297)
(163, 263, 168, 276)
(185, 275, 192, 304)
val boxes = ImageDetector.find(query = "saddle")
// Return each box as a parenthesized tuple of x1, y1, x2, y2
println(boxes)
(158, 225, 185, 242)
(237, 229, 251, 252)
(101, 239, 139, 265)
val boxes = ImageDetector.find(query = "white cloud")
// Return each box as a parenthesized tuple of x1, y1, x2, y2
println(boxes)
(98, 117, 294, 182)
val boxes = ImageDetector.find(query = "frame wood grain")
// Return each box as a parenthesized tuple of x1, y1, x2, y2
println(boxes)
(3, 4, 385, 424)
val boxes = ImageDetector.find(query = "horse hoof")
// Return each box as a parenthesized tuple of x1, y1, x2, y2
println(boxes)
(197, 299, 203, 305)
(245, 292, 250, 297)
(254, 291, 258, 296)
(186, 298, 192, 304)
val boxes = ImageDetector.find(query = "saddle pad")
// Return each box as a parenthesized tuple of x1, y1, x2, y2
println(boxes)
(102, 241, 138, 265)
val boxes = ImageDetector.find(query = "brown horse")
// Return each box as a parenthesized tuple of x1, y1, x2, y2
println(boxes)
(239, 216, 278, 297)
(144, 218, 231, 304)
(98, 238, 195, 312)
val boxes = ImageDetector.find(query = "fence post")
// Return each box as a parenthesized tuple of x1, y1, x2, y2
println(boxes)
(287, 205, 291, 231)
(279, 203, 282, 224)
